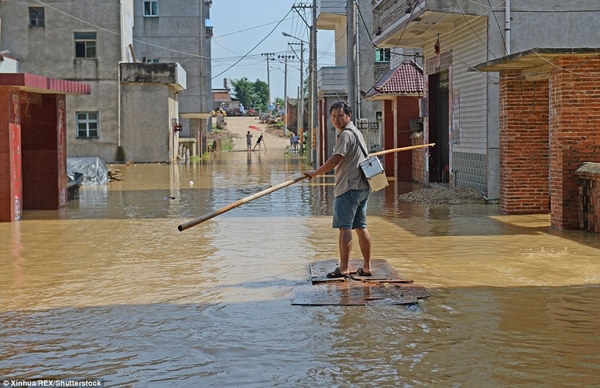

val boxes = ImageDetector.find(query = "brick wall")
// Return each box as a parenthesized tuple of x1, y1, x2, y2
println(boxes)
(499, 71, 550, 214)
(576, 164, 600, 233)
(549, 56, 600, 229)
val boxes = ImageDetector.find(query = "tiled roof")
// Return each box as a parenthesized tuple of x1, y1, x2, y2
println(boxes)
(363, 61, 423, 99)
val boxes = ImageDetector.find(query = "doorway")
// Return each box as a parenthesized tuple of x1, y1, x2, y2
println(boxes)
(428, 71, 449, 183)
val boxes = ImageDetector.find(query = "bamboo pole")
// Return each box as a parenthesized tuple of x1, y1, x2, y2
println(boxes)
(369, 143, 435, 157)
(177, 143, 435, 231)
(178, 175, 308, 231)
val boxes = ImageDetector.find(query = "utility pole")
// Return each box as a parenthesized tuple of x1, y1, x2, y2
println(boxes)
(289, 41, 304, 153)
(261, 52, 276, 106)
(347, 0, 356, 112)
(291, 2, 316, 158)
(310, 0, 318, 167)
(278, 54, 294, 136)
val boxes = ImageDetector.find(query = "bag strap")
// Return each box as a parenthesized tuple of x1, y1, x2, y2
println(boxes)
(349, 128, 368, 157)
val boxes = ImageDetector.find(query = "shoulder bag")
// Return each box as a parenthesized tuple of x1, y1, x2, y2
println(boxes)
(350, 129, 389, 192)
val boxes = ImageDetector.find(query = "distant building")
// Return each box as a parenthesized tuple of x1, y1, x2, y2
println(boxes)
(212, 89, 242, 115)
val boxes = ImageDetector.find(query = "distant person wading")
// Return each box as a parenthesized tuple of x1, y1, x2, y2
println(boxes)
(246, 131, 253, 151)
(253, 133, 266, 151)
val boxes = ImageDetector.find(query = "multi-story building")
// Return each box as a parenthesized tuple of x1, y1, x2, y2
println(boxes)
(1, 1, 137, 162)
(372, 0, 600, 202)
(316, 0, 378, 164)
(132, 0, 213, 155)
(0, 0, 211, 163)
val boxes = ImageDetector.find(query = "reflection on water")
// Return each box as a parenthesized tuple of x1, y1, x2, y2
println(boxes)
(1, 151, 600, 387)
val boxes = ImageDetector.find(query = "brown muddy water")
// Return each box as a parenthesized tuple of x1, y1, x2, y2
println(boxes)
(1, 149, 600, 387)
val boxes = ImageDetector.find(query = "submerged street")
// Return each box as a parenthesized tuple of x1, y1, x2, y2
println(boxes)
(1, 117, 600, 387)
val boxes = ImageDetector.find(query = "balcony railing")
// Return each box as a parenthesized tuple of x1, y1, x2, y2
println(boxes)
(317, 66, 347, 96)
(373, 0, 414, 36)
(317, 0, 345, 17)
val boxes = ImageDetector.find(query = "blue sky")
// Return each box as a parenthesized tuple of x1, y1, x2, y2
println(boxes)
(210, 1, 336, 101)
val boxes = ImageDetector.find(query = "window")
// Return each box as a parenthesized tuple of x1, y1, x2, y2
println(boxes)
(145, 58, 159, 63)
(375, 48, 391, 62)
(143, 0, 159, 17)
(29, 7, 45, 26)
(76, 112, 99, 138)
(74, 32, 97, 58)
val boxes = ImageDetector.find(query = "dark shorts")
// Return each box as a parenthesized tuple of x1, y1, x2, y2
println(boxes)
(332, 189, 370, 229)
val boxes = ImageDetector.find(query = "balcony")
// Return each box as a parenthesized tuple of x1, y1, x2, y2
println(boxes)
(120, 62, 187, 92)
(317, 0, 345, 31)
(373, 0, 485, 48)
(317, 66, 347, 97)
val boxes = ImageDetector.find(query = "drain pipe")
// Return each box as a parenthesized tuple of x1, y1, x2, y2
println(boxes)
(505, 0, 511, 55)
(118, 61, 122, 148)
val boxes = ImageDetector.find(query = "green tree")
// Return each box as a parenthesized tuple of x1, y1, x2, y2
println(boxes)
(231, 78, 269, 112)
(231, 77, 253, 109)
(252, 79, 269, 111)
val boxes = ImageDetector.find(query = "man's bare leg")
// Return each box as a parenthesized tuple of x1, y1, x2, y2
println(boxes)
(338, 228, 353, 274)
(355, 228, 372, 273)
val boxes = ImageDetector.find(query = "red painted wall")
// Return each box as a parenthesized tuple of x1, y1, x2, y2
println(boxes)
(383, 100, 394, 176)
(20, 93, 63, 210)
(0, 88, 23, 221)
(395, 97, 418, 181)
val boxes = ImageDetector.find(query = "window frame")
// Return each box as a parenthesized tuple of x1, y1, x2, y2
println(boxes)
(74, 31, 97, 59)
(29, 7, 45, 27)
(375, 48, 391, 63)
(76, 111, 99, 139)
(143, 0, 159, 17)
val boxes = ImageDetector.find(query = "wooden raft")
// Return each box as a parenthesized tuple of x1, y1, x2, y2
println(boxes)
(291, 259, 430, 306)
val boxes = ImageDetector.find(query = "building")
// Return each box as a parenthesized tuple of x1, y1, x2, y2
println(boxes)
(0, 0, 211, 163)
(476, 49, 600, 230)
(371, 0, 600, 203)
(0, 55, 91, 222)
(132, 0, 214, 156)
(364, 61, 424, 182)
(0, 1, 137, 162)
(316, 0, 378, 165)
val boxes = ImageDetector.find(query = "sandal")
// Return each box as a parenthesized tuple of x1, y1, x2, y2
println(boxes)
(326, 267, 349, 278)
(356, 267, 372, 277)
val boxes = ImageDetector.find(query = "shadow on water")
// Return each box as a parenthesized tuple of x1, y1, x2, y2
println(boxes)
(3, 151, 600, 386)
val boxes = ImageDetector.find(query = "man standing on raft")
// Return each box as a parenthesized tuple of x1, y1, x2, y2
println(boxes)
(304, 101, 373, 278)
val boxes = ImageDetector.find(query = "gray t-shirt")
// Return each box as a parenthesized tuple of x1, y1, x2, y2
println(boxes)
(332, 122, 370, 197)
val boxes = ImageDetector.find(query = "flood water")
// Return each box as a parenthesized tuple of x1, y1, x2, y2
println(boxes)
(2, 148, 600, 387)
